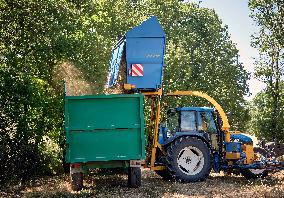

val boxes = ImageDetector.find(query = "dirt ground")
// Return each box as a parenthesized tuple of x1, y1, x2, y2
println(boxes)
(1, 169, 284, 198)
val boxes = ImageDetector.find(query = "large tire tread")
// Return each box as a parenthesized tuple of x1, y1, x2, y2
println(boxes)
(166, 136, 211, 183)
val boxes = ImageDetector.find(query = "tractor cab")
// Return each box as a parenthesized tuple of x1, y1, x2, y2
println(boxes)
(158, 107, 221, 147)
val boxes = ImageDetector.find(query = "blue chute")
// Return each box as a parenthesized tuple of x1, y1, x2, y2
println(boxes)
(107, 39, 125, 87)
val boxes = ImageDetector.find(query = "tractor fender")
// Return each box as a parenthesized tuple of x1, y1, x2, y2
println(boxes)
(161, 132, 211, 150)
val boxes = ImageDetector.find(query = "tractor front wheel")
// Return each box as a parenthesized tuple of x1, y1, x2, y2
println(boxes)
(241, 168, 268, 179)
(166, 136, 211, 182)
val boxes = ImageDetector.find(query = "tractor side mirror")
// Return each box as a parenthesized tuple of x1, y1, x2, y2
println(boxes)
(167, 108, 176, 116)
(226, 112, 232, 120)
(226, 112, 232, 116)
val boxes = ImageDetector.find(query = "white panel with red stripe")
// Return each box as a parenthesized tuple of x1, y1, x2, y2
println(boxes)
(129, 64, 144, 76)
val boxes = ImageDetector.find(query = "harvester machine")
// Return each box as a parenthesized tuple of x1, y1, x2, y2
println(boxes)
(65, 16, 284, 192)
(107, 16, 284, 183)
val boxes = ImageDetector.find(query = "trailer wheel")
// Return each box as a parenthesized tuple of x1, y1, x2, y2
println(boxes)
(154, 170, 173, 180)
(70, 172, 83, 191)
(166, 136, 211, 182)
(241, 147, 268, 179)
(128, 167, 141, 188)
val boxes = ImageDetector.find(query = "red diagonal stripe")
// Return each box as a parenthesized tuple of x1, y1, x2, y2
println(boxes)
(133, 64, 143, 75)
(133, 67, 143, 76)
(132, 69, 139, 76)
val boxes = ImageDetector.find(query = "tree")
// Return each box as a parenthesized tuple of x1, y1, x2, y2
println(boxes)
(249, 84, 284, 141)
(159, 2, 249, 131)
(0, 0, 101, 183)
(249, 0, 284, 141)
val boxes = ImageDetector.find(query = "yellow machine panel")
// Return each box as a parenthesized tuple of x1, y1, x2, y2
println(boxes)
(225, 152, 241, 160)
(243, 144, 254, 164)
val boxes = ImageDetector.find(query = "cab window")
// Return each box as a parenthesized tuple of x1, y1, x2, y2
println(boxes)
(180, 111, 196, 131)
(197, 111, 217, 133)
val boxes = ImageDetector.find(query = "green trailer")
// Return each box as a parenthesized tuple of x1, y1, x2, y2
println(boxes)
(64, 94, 145, 191)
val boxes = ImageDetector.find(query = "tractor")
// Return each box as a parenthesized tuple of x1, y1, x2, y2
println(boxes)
(144, 91, 284, 182)
(145, 91, 268, 182)
(105, 16, 284, 183)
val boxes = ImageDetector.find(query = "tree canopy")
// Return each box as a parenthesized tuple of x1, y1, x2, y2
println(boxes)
(248, 0, 284, 141)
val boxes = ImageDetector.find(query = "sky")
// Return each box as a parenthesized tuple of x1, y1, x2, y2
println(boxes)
(187, 0, 266, 100)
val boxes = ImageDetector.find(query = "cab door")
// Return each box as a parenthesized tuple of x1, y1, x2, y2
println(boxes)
(197, 111, 218, 150)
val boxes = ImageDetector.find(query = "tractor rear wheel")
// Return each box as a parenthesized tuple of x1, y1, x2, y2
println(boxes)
(166, 136, 211, 182)
(241, 147, 268, 179)
(128, 167, 141, 188)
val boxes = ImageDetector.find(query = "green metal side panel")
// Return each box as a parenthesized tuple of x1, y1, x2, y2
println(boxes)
(64, 94, 145, 163)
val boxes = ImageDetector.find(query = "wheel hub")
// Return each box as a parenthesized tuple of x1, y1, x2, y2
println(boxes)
(249, 169, 266, 174)
(177, 146, 204, 176)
